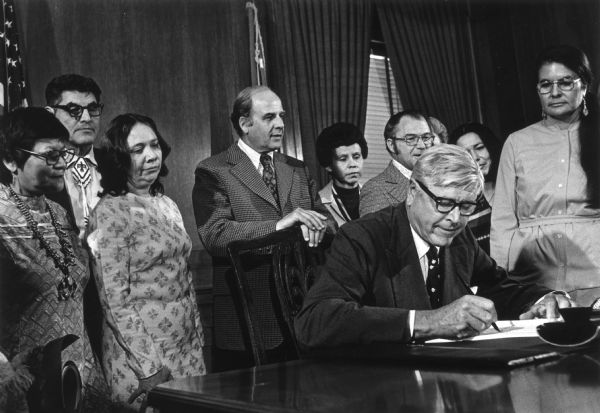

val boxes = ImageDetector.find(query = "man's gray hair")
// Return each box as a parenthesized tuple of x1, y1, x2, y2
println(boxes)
(412, 144, 484, 195)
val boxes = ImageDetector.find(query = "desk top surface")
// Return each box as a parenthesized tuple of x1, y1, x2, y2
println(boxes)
(149, 344, 600, 413)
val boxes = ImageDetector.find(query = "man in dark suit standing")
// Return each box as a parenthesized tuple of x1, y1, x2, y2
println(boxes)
(193, 85, 328, 371)
(296, 144, 571, 349)
(45, 74, 104, 237)
(359, 110, 435, 216)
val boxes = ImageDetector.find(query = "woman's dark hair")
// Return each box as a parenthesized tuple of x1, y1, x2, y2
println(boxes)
(536, 44, 599, 207)
(316, 122, 368, 168)
(0, 107, 69, 185)
(448, 122, 502, 183)
(98, 113, 171, 197)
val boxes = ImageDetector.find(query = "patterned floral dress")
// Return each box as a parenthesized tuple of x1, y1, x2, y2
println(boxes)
(86, 192, 205, 408)
(0, 184, 110, 411)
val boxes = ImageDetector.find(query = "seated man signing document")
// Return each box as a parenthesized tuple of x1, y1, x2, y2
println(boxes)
(295, 144, 572, 348)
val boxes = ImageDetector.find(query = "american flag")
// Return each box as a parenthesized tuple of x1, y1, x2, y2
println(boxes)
(0, 0, 27, 114)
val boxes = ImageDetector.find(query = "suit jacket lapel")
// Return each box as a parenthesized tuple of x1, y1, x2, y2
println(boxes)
(274, 152, 293, 210)
(383, 162, 411, 203)
(385, 206, 431, 308)
(442, 240, 471, 302)
(227, 144, 280, 209)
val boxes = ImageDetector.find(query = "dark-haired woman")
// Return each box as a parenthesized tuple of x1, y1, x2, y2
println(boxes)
(0, 107, 109, 410)
(86, 114, 205, 410)
(449, 122, 502, 254)
(491, 45, 600, 306)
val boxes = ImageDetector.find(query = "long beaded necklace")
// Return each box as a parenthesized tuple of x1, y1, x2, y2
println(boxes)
(9, 185, 78, 300)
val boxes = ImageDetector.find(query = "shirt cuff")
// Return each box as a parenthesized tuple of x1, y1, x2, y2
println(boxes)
(409, 310, 415, 339)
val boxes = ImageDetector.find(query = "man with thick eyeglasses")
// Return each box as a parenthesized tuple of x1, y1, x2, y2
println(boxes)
(44, 75, 106, 372)
(45, 74, 103, 238)
(296, 144, 573, 349)
(360, 109, 437, 216)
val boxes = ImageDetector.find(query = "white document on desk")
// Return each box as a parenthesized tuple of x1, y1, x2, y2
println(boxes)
(427, 319, 554, 343)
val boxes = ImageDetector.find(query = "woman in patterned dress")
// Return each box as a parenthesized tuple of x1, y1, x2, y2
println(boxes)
(86, 113, 205, 411)
(448, 122, 502, 254)
(0, 107, 110, 411)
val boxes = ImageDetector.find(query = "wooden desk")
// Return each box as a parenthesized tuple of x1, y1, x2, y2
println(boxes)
(148, 346, 600, 413)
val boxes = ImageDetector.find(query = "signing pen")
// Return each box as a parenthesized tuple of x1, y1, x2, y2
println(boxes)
(457, 275, 502, 332)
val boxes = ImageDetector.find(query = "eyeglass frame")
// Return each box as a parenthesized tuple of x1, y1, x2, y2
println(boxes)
(536, 77, 582, 95)
(389, 132, 436, 147)
(16, 147, 75, 166)
(51, 102, 104, 120)
(414, 179, 478, 216)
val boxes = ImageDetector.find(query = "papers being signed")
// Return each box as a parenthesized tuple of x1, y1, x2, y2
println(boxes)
(427, 319, 552, 343)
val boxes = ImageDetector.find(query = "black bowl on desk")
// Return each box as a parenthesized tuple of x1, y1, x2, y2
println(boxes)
(537, 307, 600, 347)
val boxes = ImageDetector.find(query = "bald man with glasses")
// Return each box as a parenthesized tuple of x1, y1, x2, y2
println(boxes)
(359, 110, 437, 216)
(296, 144, 572, 349)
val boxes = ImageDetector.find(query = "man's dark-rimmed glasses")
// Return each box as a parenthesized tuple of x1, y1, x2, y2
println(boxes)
(51, 102, 104, 120)
(17, 148, 75, 166)
(391, 133, 435, 147)
(415, 179, 478, 216)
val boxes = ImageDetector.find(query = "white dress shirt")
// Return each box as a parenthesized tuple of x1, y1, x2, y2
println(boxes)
(392, 159, 412, 180)
(237, 138, 274, 173)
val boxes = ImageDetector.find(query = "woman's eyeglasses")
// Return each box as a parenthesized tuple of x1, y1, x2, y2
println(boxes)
(536, 77, 581, 94)
(17, 148, 75, 166)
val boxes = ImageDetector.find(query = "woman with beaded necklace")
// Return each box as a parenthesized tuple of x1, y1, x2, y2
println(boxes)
(0, 107, 110, 410)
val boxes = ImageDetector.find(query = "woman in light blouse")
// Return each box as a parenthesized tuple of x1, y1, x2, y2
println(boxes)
(491, 44, 600, 306)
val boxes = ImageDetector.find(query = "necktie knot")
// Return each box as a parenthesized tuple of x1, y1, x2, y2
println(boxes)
(259, 153, 272, 168)
(426, 247, 438, 264)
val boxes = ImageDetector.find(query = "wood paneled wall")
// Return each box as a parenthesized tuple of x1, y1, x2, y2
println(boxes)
(17, 0, 251, 250)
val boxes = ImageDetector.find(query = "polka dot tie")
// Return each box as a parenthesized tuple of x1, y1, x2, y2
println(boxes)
(426, 247, 443, 309)
(260, 153, 280, 208)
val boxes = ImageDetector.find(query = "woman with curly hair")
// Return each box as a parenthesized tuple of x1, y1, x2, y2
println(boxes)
(86, 113, 205, 411)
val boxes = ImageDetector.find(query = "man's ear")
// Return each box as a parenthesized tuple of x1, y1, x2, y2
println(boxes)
(44, 106, 55, 115)
(385, 138, 396, 155)
(239, 116, 253, 135)
(325, 166, 332, 174)
(2, 158, 17, 174)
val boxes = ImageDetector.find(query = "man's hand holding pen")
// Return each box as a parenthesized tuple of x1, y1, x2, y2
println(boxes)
(413, 295, 499, 341)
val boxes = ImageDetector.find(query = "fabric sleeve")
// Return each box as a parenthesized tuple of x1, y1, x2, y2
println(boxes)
(490, 136, 519, 269)
(295, 225, 411, 349)
(86, 200, 162, 379)
(305, 165, 337, 233)
(358, 180, 382, 216)
(192, 166, 277, 257)
(469, 228, 550, 319)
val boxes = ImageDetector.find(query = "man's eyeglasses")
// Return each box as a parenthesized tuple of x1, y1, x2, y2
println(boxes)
(17, 148, 75, 166)
(415, 180, 478, 216)
(51, 102, 104, 119)
(537, 77, 581, 95)
(392, 133, 435, 147)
